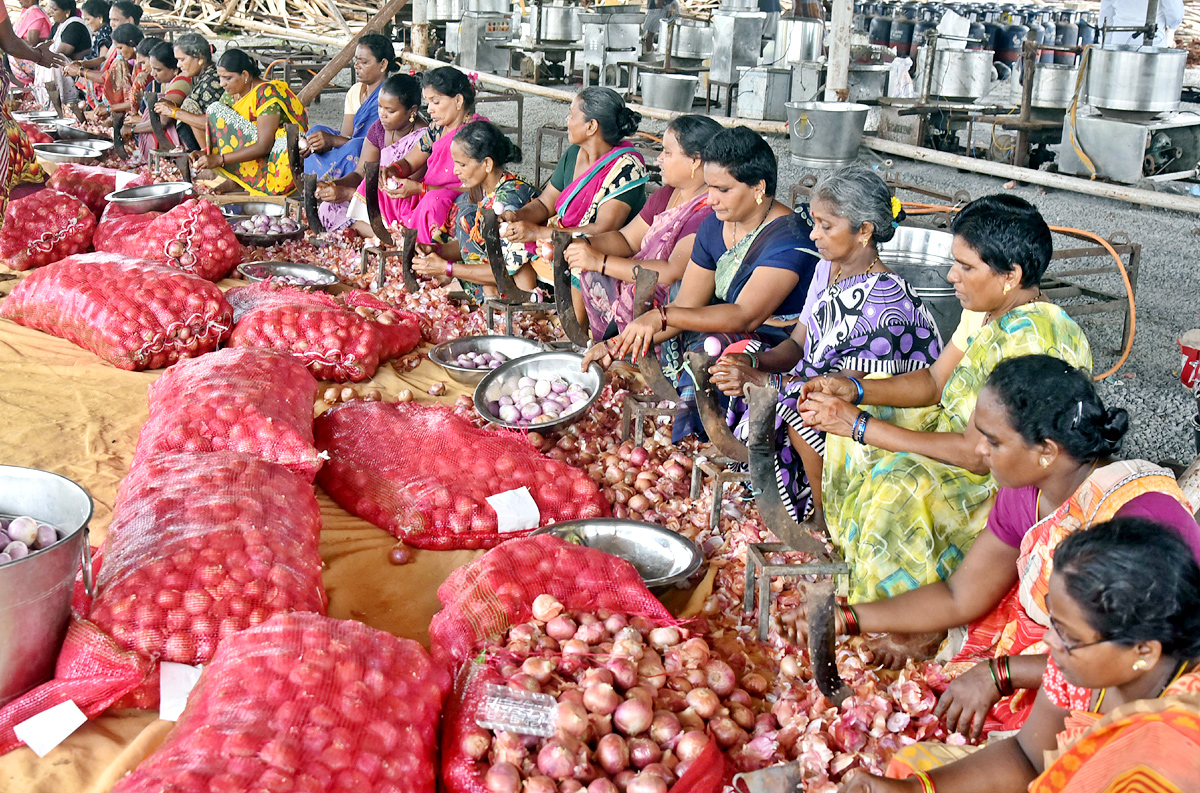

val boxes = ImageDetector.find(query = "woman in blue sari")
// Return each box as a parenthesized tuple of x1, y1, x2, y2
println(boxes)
(582, 127, 821, 442)
(303, 33, 394, 182)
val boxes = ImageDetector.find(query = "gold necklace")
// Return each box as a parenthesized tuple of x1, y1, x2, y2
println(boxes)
(731, 199, 774, 246)
(831, 255, 883, 286)
(1095, 659, 1189, 713)
(985, 290, 1041, 324)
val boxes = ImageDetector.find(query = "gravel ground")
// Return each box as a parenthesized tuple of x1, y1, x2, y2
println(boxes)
(307, 84, 1200, 465)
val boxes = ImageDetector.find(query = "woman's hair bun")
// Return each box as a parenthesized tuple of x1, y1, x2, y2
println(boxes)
(1097, 408, 1130, 448)
(617, 107, 641, 138)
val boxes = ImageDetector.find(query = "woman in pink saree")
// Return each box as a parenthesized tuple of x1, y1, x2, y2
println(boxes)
(10, 0, 51, 88)
(365, 66, 479, 245)
(501, 86, 648, 318)
(564, 114, 721, 341)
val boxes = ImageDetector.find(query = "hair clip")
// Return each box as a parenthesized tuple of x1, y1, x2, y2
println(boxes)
(1072, 400, 1083, 428)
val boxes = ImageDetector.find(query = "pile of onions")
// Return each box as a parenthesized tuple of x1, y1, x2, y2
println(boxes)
(491, 376, 591, 426)
(453, 349, 508, 370)
(464, 595, 774, 793)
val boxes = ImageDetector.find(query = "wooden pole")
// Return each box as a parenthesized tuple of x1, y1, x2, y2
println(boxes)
(296, 0, 413, 105)
(824, 0, 852, 102)
(412, 0, 429, 57)
(398, 53, 1200, 216)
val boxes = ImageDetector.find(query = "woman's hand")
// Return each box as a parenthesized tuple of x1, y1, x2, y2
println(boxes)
(383, 178, 421, 199)
(581, 341, 614, 371)
(412, 250, 449, 279)
(40, 47, 66, 69)
(798, 392, 861, 437)
(500, 219, 548, 244)
(563, 239, 604, 272)
(314, 181, 349, 203)
(799, 375, 858, 402)
(191, 152, 223, 170)
(306, 128, 335, 154)
(153, 100, 177, 118)
(709, 354, 769, 398)
(838, 771, 920, 793)
(63, 61, 82, 77)
(609, 309, 662, 363)
(934, 661, 1002, 742)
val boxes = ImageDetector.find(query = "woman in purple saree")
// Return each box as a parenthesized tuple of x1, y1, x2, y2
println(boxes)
(564, 114, 722, 341)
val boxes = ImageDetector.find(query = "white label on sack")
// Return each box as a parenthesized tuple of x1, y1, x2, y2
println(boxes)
(486, 486, 541, 533)
(14, 699, 87, 757)
(159, 662, 204, 722)
(114, 171, 141, 190)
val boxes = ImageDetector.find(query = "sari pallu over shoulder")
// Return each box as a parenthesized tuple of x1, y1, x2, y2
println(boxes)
(554, 145, 648, 229)
(206, 81, 309, 196)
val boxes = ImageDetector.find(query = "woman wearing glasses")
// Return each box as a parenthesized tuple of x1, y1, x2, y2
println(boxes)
(841, 517, 1200, 793)
(782, 355, 1198, 742)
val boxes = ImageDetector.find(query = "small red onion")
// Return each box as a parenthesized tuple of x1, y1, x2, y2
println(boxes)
(727, 688, 752, 707)
(677, 638, 710, 668)
(546, 616, 578, 641)
(629, 446, 649, 466)
(537, 739, 580, 780)
(641, 763, 673, 785)
(740, 672, 768, 696)
(493, 731, 528, 766)
(627, 737, 662, 769)
(460, 725, 491, 760)
(588, 780, 619, 793)
(583, 683, 620, 715)
(647, 627, 681, 650)
(595, 733, 630, 775)
(684, 687, 720, 719)
(561, 782, 584, 793)
(557, 701, 590, 738)
(613, 699, 653, 736)
(523, 776, 556, 793)
(613, 770, 636, 792)
(624, 686, 653, 707)
(508, 673, 541, 693)
(581, 668, 615, 687)
(604, 613, 628, 635)
(729, 702, 756, 730)
(709, 716, 747, 749)
(532, 595, 563, 622)
(625, 773, 667, 793)
(485, 762, 521, 793)
(649, 711, 681, 746)
(674, 731, 709, 763)
(523, 657, 555, 684)
(703, 659, 736, 697)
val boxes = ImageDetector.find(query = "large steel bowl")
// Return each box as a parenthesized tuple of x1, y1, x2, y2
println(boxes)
(0, 466, 94, 706)
(236, 261, 339, 290)
(15, 110, 58, 122)
(221, 201, 288, 219)
(474, 352, 604, 432)
(430, 335, 545, 385)
(533, 519, 703, 590)
(33, 142, 102, 164)
(104, 182, 194, 214)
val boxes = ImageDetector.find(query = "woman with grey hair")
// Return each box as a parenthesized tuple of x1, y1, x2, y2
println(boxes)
(709, 165, 942, 522)
(153, 32, 219, 151)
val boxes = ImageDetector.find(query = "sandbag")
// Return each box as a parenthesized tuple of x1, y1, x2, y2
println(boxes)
(315, 403, 609, 550)
(0, 189, 95, 270)
(109, 613, 451, 793)
(133, 348, 323, 480)
(0, 252, 232, 370)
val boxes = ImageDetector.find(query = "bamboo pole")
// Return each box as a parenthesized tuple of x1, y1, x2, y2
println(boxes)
(398, 53, 1200, 215)
(296, 0, 413, 105)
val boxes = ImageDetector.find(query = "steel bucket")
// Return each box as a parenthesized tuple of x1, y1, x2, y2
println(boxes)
(539, 5, 582, 41)
(659, 18, 714, 59)
(640, 73, 698, 112)
(773, 17, 824, 63)
(916, 47, 996, 100)
(1012, 62, 1078, 109)
(0, 466, 94, 706)
(785, 101, 869, 168)
(1083, 46, 1186, 115)
(879, 227, 962, 343)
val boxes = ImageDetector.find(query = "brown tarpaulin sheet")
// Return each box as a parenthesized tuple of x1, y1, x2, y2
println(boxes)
(0, 269, 711, 792)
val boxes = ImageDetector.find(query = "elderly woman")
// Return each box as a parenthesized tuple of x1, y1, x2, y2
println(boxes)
(317, 73, 425, 232)
(129, 40, 189, 160)
(194, 48, 308, 196)
(565, 114, 722, 340)
(10, 0, 52, 89)
(583, 126, 820, 442)
(66, 21, 139, 118)
(796, 195, 1092, 605)
(359, 66, 479, 245)
(34, 0, 92, 111)
(152, 33, 220, 152)
(304, 33, 395, 183)
(502, 86, 648, 308)
(411, 120, 536, 298)
(711, 167, 942, 522)
(843, 518, 1200, 793)
(784, 355, 1198, 743)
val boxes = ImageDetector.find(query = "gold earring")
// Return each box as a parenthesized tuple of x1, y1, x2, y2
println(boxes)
(860, 238, 869, 248)
(690, 162, 698, 178)
(756, 193, 763, 205)
(1003, 283, 1012, 295)
(1133, 660, 1149, 671)
(1040, 458, 1050, 468)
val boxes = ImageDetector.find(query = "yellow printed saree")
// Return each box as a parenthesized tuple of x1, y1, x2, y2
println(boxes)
(206, 81, 308, 195)
(823, 302, 1093, 604)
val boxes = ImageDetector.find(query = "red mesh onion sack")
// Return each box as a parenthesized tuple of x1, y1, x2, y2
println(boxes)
(95, 198, 241, 281)
(315, 403, 609, 550)
(0, 189, 96, 270)
(17, 120, 52, 144)
(0, 452, 326, 754)
(46, 164, 153, 216)
(93, 202, 159, 251)
(109, 613, 451, 793)
(340, 289, 422, 360)
(134, 348, 323, 480)
(227, 282, 383, 382)
(0, 252, 233, 370)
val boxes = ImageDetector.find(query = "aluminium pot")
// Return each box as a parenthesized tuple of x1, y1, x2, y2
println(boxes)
(537, 4, 583, 42)
(1012, 62, 1078, 109)
(640, 73, 699, 112)
(916, 46, 997, 100)
(774, 17, 824, 64)
(0, 467, 94, 707)
(1083, 46, 1186, 115)
(659, 18, 713, 59)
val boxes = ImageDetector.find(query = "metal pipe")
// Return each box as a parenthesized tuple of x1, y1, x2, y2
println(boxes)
(397, 53, 1200, 215)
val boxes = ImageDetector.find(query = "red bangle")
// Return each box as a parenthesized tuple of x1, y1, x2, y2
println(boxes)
(912, 770, 937, 793)
(445, 262, 453, 278)
(839, 603, 861, 635)
(659, 305, 669, 332)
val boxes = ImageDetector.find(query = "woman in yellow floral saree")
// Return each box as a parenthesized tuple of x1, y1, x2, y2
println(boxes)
(196, 48, 308, 196)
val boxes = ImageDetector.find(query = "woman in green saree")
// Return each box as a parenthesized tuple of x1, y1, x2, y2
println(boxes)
(793, 195, 1092, 606)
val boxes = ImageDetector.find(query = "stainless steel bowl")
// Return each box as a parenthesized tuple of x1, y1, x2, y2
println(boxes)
(233, 228, 305, 247)
(474, 351, 604, 432)
(221, 201, 288, 219)
(430, 335, 545, 385)
(236, 261, 339, 290)
(15, 110, 58, 122)
(532, 519, 703, 589)
(104, 182, 194, 214)
(72, 138, 113, 156)
(33, 142, 102, 164)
